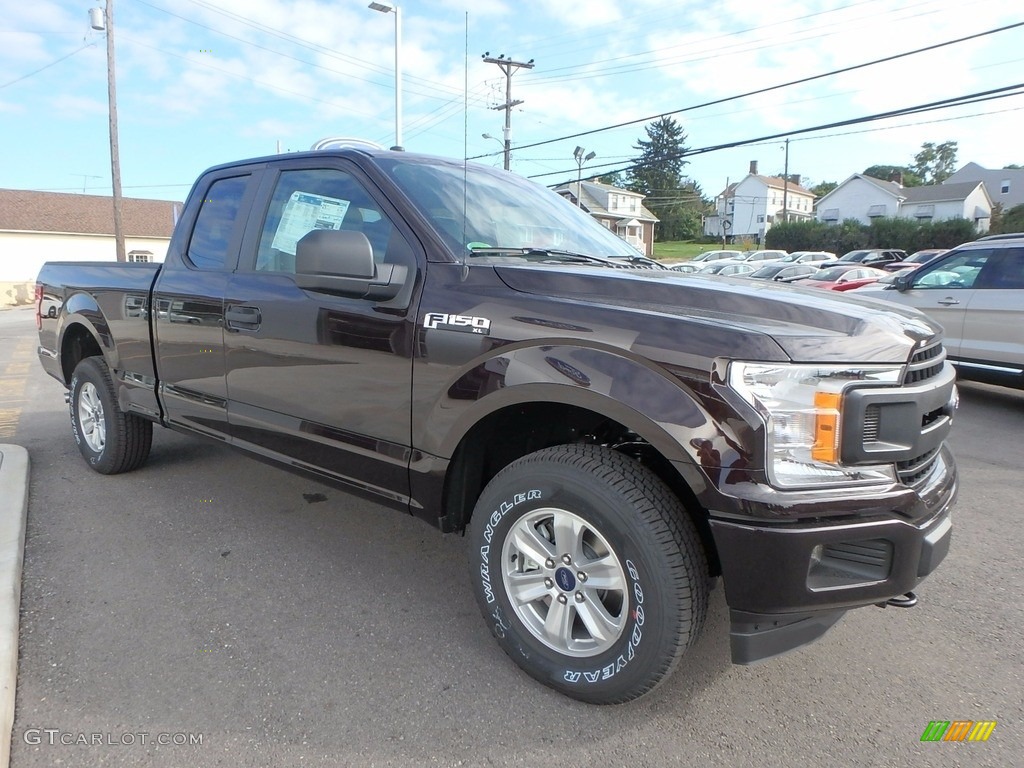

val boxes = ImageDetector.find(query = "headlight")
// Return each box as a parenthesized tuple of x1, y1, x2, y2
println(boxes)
(728, 362, 902, 489)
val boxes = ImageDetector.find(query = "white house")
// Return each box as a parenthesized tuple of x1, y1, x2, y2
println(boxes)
(944, 162, 1024, 211)
(0, 189, 179, 306)
(554, 180, 658, 256)
(815, 174, 992, 231)
(704, 162, 815, 243)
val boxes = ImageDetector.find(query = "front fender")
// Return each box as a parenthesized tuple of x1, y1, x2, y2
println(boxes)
(419, 342, 754, 497)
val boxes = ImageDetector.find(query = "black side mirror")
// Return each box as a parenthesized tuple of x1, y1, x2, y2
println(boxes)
(294, 229, 407, 301)
(893, 272, 912, 292)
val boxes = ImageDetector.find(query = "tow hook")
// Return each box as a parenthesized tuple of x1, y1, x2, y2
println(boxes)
(876, 591, 918, 608)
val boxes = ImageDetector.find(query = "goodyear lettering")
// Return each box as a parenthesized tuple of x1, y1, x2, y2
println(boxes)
(563, 558, 645, 685)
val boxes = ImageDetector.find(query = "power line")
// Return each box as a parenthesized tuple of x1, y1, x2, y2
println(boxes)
(0, 43, 95, 90)
(523, 0, 931, 86)
(134, 0, 479, 104)
(530, 82, 1024, 181)
(119, 34, 379, 118)
(470, 21, 1024, 160)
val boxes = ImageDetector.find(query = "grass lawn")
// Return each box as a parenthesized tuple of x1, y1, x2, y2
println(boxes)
(651, 242, 721, 262)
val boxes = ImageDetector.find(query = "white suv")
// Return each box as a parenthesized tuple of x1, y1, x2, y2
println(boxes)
(855, 234, 1024, 389)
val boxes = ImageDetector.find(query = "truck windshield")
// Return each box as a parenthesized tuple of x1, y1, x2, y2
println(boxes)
(376, 156, 641, 261)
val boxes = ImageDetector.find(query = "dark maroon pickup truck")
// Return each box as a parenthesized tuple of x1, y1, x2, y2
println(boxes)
(36, 147, 957, 703)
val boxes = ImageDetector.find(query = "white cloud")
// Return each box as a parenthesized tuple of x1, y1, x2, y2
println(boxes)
(49, 94, 108, 119)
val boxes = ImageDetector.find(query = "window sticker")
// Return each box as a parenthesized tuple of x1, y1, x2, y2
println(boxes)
(271, 191, 351, 255)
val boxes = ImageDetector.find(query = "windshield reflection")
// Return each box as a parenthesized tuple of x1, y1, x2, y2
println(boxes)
(377, 156, 639, 260)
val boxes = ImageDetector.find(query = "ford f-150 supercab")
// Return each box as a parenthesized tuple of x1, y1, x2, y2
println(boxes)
(36, 146, 957, 703)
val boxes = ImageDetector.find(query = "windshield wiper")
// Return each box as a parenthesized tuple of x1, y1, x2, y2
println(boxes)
(467, 247, 621, 266)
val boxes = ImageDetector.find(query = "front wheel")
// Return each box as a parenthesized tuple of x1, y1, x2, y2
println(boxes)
(468, 444, 708, 704)
(69, 356, 153, 474)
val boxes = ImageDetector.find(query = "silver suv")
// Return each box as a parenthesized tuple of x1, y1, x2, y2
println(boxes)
(855, 233, 1024, 388)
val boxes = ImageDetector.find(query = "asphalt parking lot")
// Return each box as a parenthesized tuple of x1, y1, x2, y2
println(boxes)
(2, 304, 1022, 767)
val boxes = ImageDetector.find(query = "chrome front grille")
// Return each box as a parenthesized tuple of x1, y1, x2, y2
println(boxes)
(904, 340, 946, 385)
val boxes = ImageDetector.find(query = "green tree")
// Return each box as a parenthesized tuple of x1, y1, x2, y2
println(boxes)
(912, 141, 958, 184)
(626, 117, 707, 241)
(810, 180, 838, 198)
(993, 203, 1024, 234)
(627, 116, 689, 197)
(863, 165, 923, 186)
(989, 202, 1004, 233)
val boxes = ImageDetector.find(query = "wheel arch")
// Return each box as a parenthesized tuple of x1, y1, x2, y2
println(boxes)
(59, 319, 107, 385)
(437, 384, 722, 576)
(57, 291, 116, 384)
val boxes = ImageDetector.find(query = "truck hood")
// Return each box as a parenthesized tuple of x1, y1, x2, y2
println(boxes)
(494, 265, 941, 364)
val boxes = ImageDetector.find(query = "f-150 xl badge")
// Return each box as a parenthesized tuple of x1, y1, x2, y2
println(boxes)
(423, 312, 491, 335)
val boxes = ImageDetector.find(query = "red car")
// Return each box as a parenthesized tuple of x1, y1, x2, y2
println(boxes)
(793, 264, 890, 291)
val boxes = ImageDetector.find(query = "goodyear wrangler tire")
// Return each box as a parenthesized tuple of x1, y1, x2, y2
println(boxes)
(70, 356, 153, 474)
(468, 444, 708, 704)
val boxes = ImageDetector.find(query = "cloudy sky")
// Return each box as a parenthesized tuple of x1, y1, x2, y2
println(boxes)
(2, 0, 1022, 202)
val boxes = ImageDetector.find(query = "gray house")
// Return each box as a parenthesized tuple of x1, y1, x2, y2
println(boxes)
(944, 162, 1024, 211)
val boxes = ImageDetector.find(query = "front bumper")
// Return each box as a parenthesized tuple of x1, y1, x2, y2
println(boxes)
(709, 442, 956, 664)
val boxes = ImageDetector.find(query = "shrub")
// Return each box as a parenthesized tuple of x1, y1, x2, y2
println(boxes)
(765, 216, 980, 253)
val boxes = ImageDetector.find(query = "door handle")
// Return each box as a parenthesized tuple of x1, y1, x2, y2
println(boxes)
(225, 305, 261, 331)
(937, 298, 960, 306)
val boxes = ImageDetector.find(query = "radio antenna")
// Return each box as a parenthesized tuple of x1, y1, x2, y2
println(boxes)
(462, 11, 469, 269)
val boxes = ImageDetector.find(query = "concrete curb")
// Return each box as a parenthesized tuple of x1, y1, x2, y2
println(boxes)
(0, 445, 29, 768)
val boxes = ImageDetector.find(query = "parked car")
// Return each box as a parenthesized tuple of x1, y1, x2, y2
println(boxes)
(696, 261, 757, 277)
(778, 251, 837, 266)
(731, 249, 788, 264)
(881, 249, 948, 272)
(837, 249, 908, 268)
(744, 263, 819, 282)
(855, 236, 1024, 388)
(793, 264, 889, 291)
(692, 249, 743, 263)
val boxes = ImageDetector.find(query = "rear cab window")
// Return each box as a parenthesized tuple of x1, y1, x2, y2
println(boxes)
(186, 175, 250, 271)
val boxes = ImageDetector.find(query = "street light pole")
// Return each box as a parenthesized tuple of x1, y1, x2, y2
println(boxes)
(368, 2, 402, 149)
(573, 146, 596, 208)
(90, 2, 126, 262)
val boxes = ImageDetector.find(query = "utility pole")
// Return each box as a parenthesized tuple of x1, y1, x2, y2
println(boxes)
(482, 53, 534, 170)
(721, 176, 731, 248)
(781, 138, 790, 225)
(91, 2, 126, 262)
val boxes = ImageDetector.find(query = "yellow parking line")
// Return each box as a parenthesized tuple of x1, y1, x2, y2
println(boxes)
(0, 380, 27, 398)
(0, 408, 20, 438)
(3, 362, 30, 376)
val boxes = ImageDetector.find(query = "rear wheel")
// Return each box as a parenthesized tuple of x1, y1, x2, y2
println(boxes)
(468, 444, 708, 704)
(69, 356, 152, 474)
